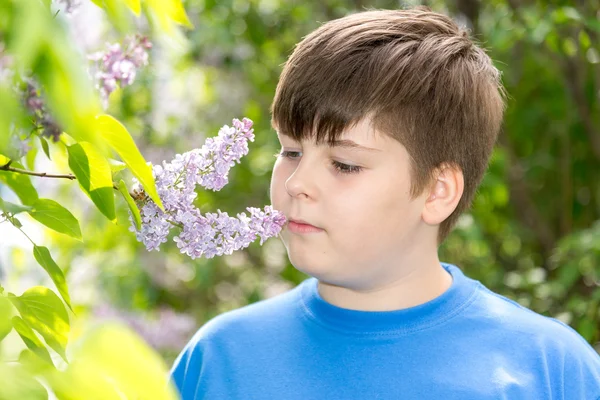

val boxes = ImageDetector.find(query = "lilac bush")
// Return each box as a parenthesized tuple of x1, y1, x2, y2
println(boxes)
(89, 35, 152, 108)
(129, 117, 287, 259)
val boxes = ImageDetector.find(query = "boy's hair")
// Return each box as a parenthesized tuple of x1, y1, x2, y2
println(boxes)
(271, 7, 507, 245)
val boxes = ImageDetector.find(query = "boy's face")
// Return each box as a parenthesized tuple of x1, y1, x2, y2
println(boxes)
(270, 118, 433, 289)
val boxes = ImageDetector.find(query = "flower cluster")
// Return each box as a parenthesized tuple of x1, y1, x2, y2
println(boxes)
(89, 35, 152, 108)
(54, 0, 81, 15)
(20, 79, 63, 142)
(129, 117, 287, 259)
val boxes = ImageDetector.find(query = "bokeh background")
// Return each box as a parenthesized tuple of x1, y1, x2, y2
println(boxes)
(1, 0, 599, 367)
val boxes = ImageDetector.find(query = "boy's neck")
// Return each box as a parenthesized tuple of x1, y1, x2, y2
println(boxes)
(317, 261, 453, 312)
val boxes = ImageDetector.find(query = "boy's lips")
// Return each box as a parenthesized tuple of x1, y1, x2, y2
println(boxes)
(288, 218, 319, 228)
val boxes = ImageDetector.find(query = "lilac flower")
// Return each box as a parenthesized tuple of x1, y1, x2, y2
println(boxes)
(19, 79, 63, 142)
(54, 0, 81, 15)
(89, 35, 152, 108)
(0, 43, 13, 84)
(129, 118, 287, 259)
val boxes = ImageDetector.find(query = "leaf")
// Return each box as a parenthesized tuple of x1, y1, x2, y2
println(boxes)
(88, 0, 132, 33)
(118, 179, 142, 230)
(12, 316, 54, 365)
(0, 161, 40, 205)
(48, 323, 179, 400)
(67, 142, 116, 222)
(95, 114, 163, 210)
(27, 198, 82, 241)
(26, 144, 39, 170)
(0, 197, 34, 215)
(0, 295, 13, 342)
(0, 361, 50, 400)
(40, 136, 51, 160)
(8, 216, 23, 228)
(109, 159, 127, 174)
(124, 0, 141, 15)
(33, 246, 72, 312)
(9, 287, 70, 362)
(145, 0, 194, 33)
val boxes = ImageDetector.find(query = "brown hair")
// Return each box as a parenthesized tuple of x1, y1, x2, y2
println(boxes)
(271, 7, 506, 245)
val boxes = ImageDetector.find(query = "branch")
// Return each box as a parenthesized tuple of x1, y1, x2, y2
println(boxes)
(0, 163, 76, 180)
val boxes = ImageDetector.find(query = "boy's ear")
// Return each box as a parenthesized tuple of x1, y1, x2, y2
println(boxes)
(421, 164, 464, 226)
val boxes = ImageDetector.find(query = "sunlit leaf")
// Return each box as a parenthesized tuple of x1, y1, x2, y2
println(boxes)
(48, 323, 179, 400)
(0, 361, 49, 400)
(88, 0, 132, 33)
(40, 136, 51, 160)
(0, 161, 40, 205)
(28, 198, 82, 240)
(11, 316, 54, 365)
(145, 0, 194, 33)
(33, 245, 72, 312)
(95, 114, 163, 210)
(0, 295, 13, 342)
(9, 287, 70, 362)
(67, 142, 116, 222)
(118, 179, 141, 230)
(124, 0, 141, 15)
(0, 197, 34, 214)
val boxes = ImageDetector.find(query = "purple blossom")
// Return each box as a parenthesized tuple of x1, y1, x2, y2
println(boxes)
(0, 43, 13, 84)
(89, 35, 152, 108)
(129, 117, 287, 259)
(20, 79, 63, 142)
(54, 0, 81, 15)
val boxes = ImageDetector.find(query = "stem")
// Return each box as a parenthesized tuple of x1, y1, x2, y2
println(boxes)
(13, 222, 36, 246)
(0, 164, 76, 180)
(166, 219, 183, 229)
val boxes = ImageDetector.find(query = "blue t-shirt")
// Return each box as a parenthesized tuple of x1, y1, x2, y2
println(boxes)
(170, 263, 600, 399)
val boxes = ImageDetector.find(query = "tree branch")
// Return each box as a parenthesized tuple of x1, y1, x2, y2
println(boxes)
(0, 163, 76, 180)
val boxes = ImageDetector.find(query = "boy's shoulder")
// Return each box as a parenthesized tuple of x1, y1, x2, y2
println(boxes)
(471, 282, 599, 360)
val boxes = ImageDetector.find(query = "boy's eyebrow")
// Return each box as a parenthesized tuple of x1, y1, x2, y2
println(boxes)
(277, 131, 381, 153)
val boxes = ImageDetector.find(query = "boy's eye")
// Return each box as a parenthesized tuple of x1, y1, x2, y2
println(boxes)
(274, 150, 363, 175)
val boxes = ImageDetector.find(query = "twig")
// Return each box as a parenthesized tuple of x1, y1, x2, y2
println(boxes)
(0, 163, 76, 180)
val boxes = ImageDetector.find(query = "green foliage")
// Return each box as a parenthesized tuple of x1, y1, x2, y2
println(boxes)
(32, 246, 72, 311)
(96, 114, 164, 210)
(27, 199, 82, 241)
(67, 142, 117, 222)
(118, 178, 142, 230)
(8, 287, 70, 362)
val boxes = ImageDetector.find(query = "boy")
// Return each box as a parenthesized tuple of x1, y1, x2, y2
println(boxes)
(170, 7, 600, 399)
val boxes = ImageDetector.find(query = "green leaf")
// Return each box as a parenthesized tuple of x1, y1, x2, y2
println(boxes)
(0, 161, 40, 205)
(124, 0, 141, 15)
(88, 0, 132, 33)
(8, 215, 23, 228)
(40, 136, 51, 160)
(109, 159, 127, 174)
(96, 115, 163, 210)
(26, 144, 39, 170)
(49, 324, 180, 400)
(33, 246, 72, 312)
(0, 361, 50, 400)
(0, 295, 13, 342)
(12, 316, 54, 365)
(9, 287, 70, 362)
(0, 197, 34, 215)
(118, 179, 142, 230)
(27, 198, 82, 241)
(67, 142, 116, 222)
(145, 0, 194, 32)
